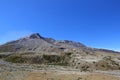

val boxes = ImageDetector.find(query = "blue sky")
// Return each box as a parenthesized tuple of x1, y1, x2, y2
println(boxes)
(0, 0, 120, 51)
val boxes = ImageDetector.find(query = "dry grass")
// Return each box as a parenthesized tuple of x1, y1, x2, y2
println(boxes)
(0, 69, 120, 80)
(25, 71, 120, 80)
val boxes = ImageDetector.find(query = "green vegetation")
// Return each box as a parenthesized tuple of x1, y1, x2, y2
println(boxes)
(103, 56, 112, 61)
(103, 56, 119, 66)
(111, 60, 119, 66)
(48, 62, 68, 66)
(4, 53, 70, 66)
(43, 54, 63, 63)
(65, 52, 72, 56)
(75, 77, 82, 80)
(101, 64, 105, 67)
(81, 65, 90, 72)
(42, 54, 69, 66)
(5, 55, 25, 63)
(94, 56, 120, 70)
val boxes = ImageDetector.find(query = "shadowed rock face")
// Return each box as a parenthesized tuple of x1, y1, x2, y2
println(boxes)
(29, 33, 44, 39)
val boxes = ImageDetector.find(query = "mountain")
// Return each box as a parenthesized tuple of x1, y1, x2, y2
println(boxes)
(0, 33, 86, 52)
(0, 33, 120, 71)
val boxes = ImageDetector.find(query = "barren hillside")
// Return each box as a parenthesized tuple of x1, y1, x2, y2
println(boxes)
(0, 33, 120, 80)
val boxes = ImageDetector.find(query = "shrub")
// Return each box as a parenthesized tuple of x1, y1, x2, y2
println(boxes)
(5, 55, 25, 63)
(76, 77, 82, 80)
(65, 52, 72, 56)
(42, 54, 63, 63)
(81, 65, 89, 72)
(42, 54, 69, 66)
(103, 56, 112, 61)
(4, 53, 70, 66)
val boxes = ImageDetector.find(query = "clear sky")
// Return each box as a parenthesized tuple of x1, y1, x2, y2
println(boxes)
(0, 0, 120, 51)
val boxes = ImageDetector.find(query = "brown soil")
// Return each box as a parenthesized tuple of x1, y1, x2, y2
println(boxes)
(25, 72, 120, 80)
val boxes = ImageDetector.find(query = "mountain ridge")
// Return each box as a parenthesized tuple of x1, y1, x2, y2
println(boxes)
(0, 33, 87, 52)
(0, 33, 120, 71)
(0, 33, 119, 53)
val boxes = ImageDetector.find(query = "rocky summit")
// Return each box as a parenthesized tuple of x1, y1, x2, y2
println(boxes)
(0, 33, 120, 80)
(0, 33, 86, 52)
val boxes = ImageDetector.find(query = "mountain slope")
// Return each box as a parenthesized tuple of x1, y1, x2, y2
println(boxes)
(0, 33, 86, 52)
(0, 33, 120, 71)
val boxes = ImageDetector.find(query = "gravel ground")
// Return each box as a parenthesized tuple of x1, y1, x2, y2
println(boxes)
(95, 70, 120, 77)
(0, 59, 120, 80)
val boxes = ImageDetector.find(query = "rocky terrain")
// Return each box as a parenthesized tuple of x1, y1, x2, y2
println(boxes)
(0, 33, 120, 80)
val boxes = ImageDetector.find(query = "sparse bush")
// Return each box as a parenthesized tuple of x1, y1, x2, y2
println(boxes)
(103, 56, 112, 61)
(75, 77, 82, 80)
(42, 54, 69, 66)
(5, 55, 25, 63)
(93, 61, 96, 64)
(42, 54, 63, 63)
(111, 60, 119, 66)
(4, 53, 70, 66)
(65, 52, 72, 56)
(81, 65, 89, 72)
(49, 62, 68, 66)
(118, 57, 120, 60)
(101, 64, 105, 67)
